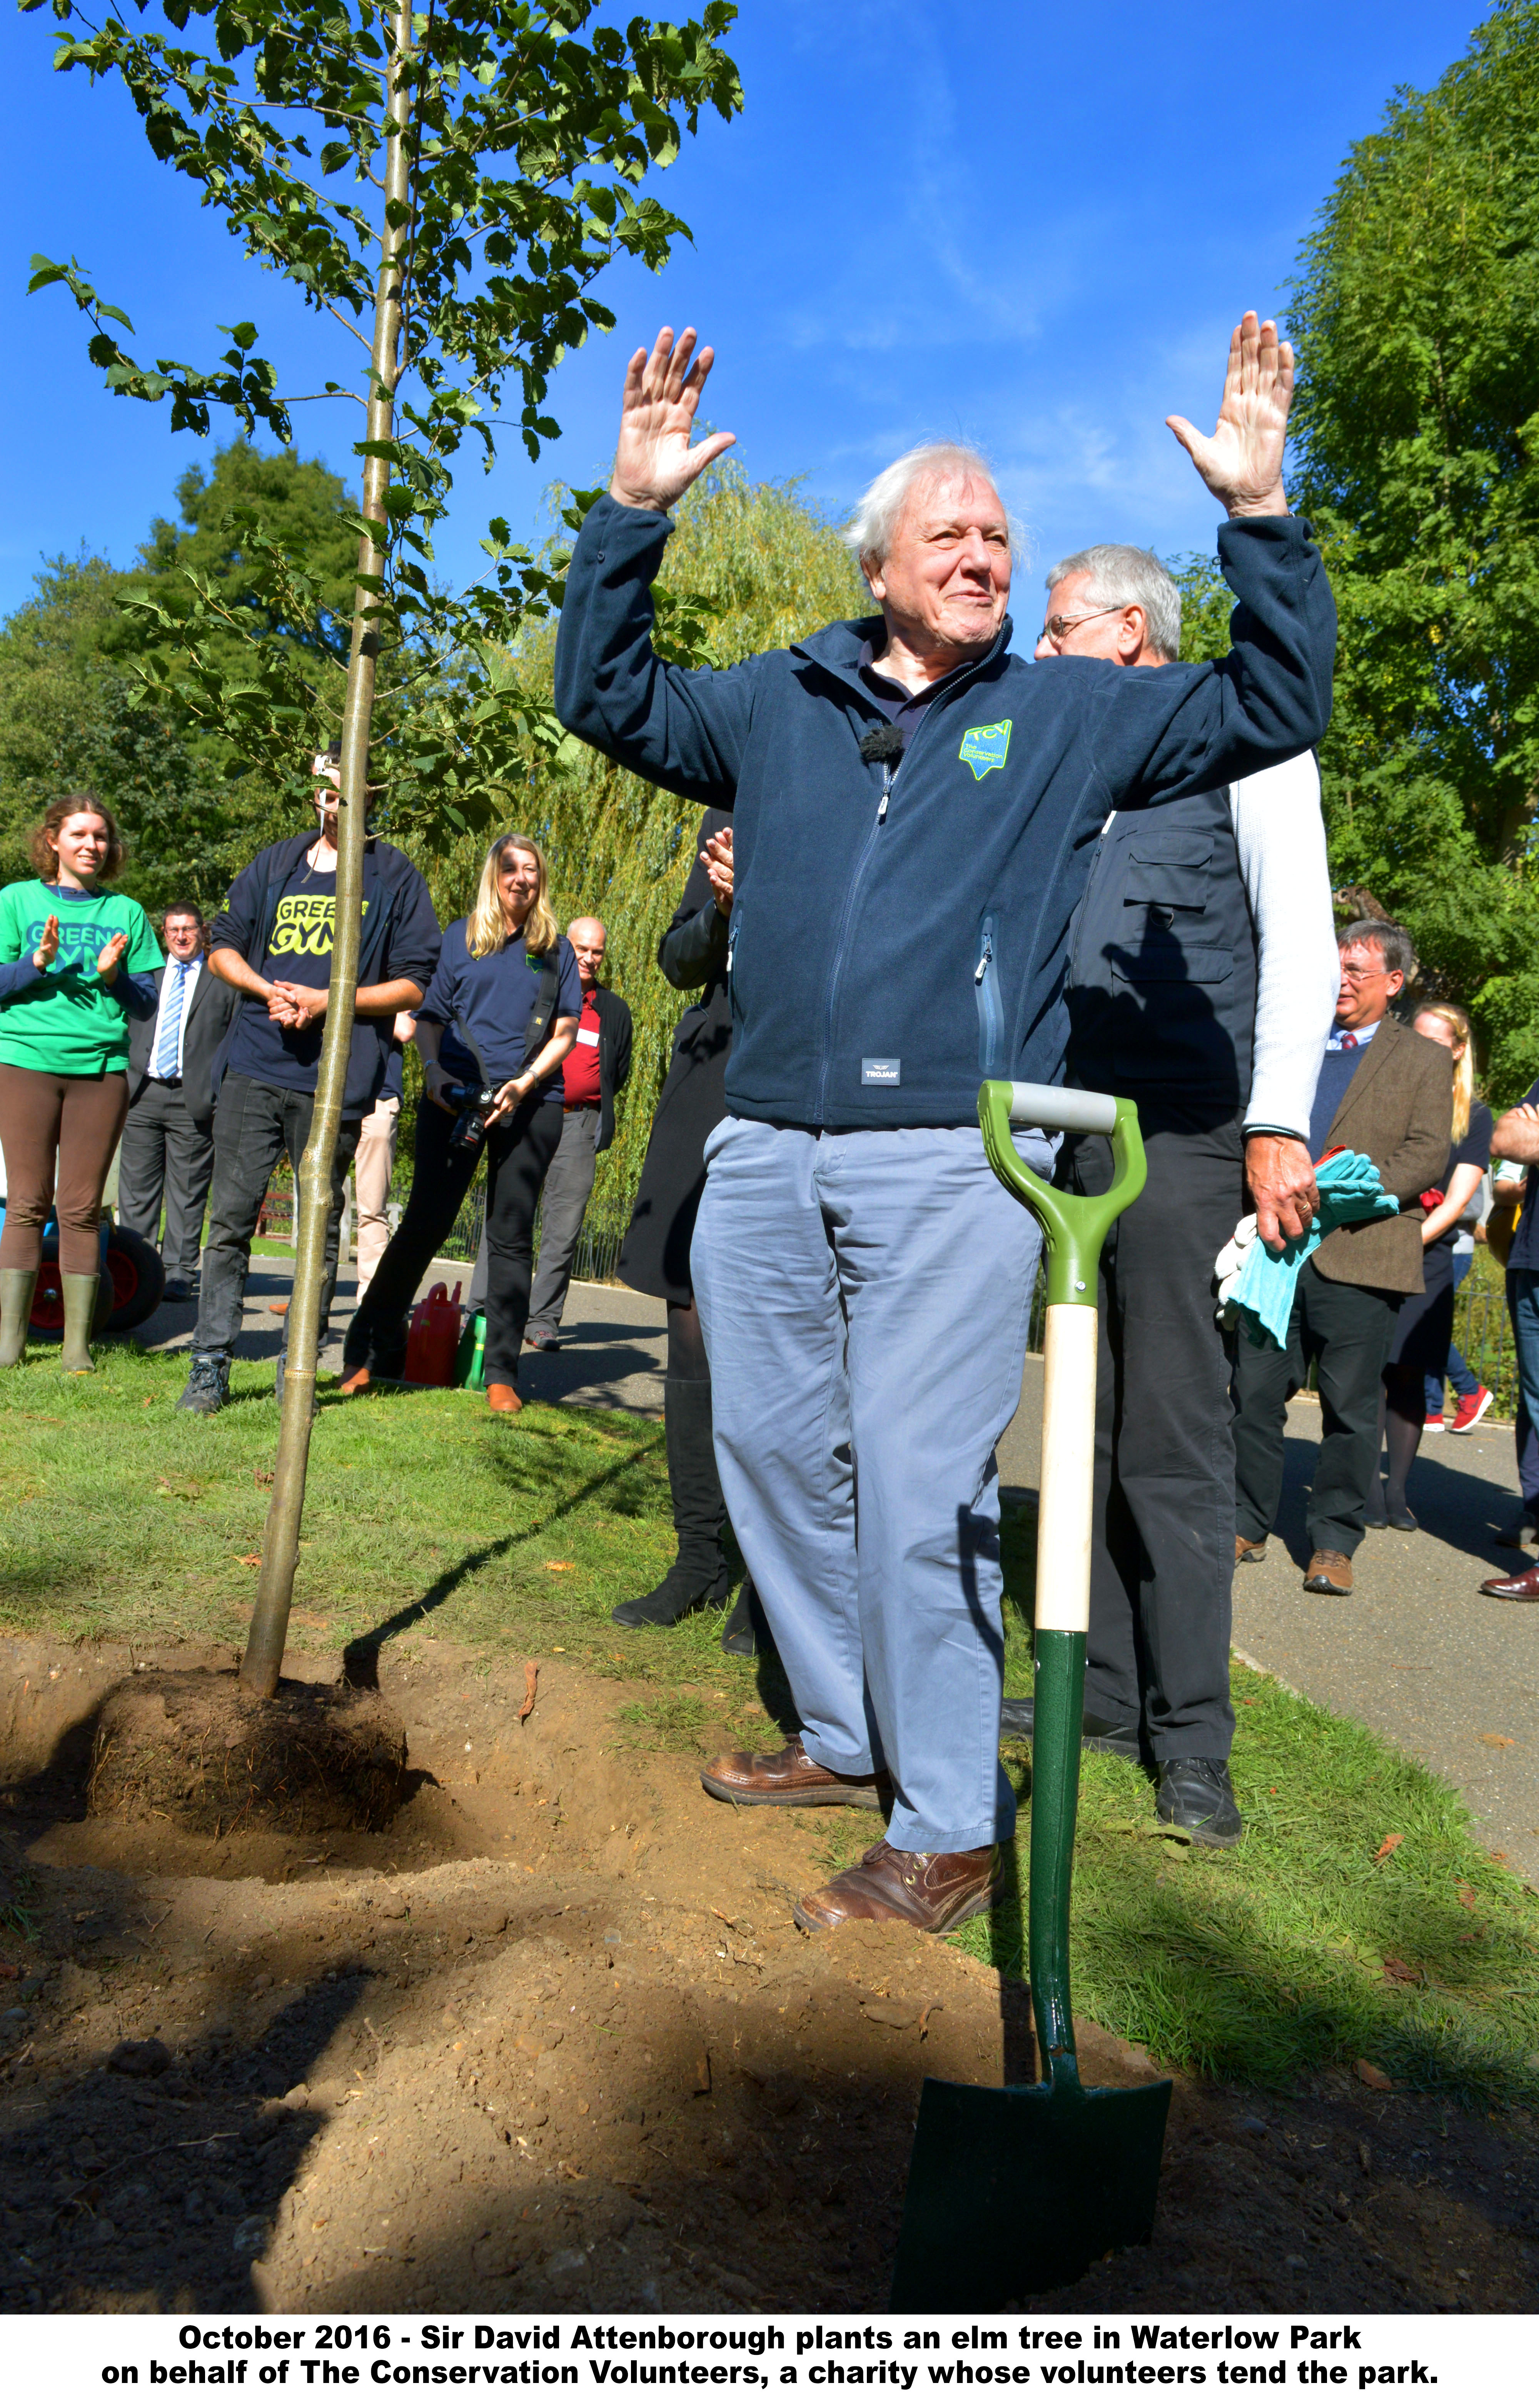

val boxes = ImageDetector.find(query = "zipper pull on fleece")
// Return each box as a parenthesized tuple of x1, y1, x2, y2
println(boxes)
(975, 927, 994, 984)
(878, 766, 893, 824)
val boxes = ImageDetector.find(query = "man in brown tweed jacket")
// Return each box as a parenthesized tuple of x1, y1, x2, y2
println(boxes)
(1231, 919, 1452, 1594)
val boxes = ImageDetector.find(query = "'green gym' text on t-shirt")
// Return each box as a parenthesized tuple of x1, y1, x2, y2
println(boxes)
(0, 879, 163, 1076)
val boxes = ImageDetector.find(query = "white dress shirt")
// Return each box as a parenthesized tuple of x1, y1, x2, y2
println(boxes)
(149, 953, 203, 1080)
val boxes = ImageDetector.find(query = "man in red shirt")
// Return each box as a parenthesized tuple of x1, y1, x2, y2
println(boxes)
(524, 917, 633, 1350)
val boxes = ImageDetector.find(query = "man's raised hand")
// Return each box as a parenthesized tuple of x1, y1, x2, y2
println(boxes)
(1167, 312, 1293, 519)
(609, 327, 736, 516)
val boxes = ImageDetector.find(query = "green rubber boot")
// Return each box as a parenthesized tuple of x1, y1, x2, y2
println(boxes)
(0, 1269, 37, 1368)
(60, 1273, 101, 1375)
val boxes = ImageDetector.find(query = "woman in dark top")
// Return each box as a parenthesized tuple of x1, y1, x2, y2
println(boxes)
(341, 833, 579, 1411)
(1375, 1001, 1493, 1529)
(613, 808, 761, 1649)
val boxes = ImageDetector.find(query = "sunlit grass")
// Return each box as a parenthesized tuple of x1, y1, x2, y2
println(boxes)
(4, 1352, 1537, 2106)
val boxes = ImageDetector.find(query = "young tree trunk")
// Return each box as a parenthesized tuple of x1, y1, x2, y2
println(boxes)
(240, 0, 414, 1699)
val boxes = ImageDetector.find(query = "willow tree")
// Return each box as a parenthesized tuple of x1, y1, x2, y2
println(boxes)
(26, 0, 741, 1695)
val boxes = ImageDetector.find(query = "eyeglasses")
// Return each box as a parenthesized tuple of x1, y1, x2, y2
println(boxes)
(1038, 603, 1128, 646)
(1338, 962, 1390, 984)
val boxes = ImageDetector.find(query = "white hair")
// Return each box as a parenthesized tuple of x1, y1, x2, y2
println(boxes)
(844, 443, 1022, 579)
(1043, 543, 1183, 663)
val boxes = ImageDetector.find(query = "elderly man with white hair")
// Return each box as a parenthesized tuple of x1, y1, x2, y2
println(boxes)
(554, 316, 1335, 1937)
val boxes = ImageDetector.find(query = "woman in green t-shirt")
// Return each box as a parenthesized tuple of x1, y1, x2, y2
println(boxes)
(0, 794, 162, 1372)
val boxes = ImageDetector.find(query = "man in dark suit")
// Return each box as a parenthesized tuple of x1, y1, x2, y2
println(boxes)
(1230, 919, 1452, 1595)
(118, 902, 238, 1301)
(523, 916, 633, 1350)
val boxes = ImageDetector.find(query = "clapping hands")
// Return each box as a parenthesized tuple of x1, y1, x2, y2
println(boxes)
(701, 825, 734, 915)
(32, 914, 60, 971)
(95, 931, 129, 982)
(267, 980, 326, 1030)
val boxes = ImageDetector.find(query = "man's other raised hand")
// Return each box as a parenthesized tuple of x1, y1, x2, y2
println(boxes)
(1167, 312, 1293, 519)
(609, 327, 736, 516)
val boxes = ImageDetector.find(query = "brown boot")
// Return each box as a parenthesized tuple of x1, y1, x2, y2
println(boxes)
(1235, 1533, 1267, 1565)
(486, 1382, 521, 1414)
(1304, 1549, 1353, 1595)
(795, 1841, 1004, 1937)
(701, 1736, 886, 1811)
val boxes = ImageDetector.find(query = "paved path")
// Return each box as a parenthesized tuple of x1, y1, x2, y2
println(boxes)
(133, 1253, 671, 1415)
(132, 1260, 1539, 1873)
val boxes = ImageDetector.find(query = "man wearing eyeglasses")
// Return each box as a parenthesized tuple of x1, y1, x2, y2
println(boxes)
(1230, 919, 1451, 1595)
(999, 545, 1339, 1845)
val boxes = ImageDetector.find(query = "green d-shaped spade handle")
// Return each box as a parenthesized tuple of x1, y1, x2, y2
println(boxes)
(979, 1078, 1146, 2091)
(978, 1079, 1147, 1306)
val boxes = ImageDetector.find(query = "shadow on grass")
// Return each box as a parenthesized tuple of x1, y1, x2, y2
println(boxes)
(340, 1428, 663, 1688)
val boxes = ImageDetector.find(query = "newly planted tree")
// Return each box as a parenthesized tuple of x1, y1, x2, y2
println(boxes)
(26, 0, 741, 1693)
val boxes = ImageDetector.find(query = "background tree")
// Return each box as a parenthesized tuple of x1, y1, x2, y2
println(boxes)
(0, 441, 360, 908)
(27, 0, 741, 1695)
(1286, 0, 1539, 1102)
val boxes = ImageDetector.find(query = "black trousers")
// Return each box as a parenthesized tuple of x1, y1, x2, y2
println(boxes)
(1064, 1119, 1245, 1763)
(345, 1091, 563, 1385)
(117, 1080, 215, 1282)
(1231, 1261, 1401, 1558)
(193, 1075, 360, 1356)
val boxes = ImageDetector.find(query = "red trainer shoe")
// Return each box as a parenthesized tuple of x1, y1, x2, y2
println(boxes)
(1451, 1385, 1494, 1434)
(1424, 1412, 1445, 1433)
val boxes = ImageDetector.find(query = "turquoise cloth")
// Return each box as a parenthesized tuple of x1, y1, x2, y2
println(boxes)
(1231, 1151, 1399, 1350)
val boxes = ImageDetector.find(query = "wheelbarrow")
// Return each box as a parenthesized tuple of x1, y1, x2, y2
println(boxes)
(889, 1077, 1170, 2308)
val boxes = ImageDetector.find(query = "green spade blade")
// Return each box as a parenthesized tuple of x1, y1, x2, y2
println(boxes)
(890, 1081, 1168, 2311)
(889, 2065, 1172, 2308)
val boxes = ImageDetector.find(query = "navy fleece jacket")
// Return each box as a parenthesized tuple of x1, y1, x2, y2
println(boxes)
(554, 493, 1336, 1130)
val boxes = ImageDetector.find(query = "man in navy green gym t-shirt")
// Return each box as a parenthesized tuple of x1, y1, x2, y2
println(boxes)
(176, 753, 440, 1415)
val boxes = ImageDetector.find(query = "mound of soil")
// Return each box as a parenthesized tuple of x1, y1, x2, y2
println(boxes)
(87, 1672, 407, 1837)
(0, 1632, 1535, 2316)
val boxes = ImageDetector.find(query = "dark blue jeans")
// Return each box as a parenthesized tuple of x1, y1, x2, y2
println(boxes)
(1425, 1246, 1478, 1413)
(1507, 1268, 1539, 1515)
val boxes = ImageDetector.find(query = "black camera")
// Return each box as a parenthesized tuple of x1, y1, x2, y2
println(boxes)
(446, 1081, 499, 1153)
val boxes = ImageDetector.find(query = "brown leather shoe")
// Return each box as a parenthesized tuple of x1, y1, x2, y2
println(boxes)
(486, 1382, 521, 1414)
(339, 1365, 372, 1397)
(1235, 1534, 1267, 1565)
(1479, 1562, 1539, 1599)
(794, 1841, 1003, 1937)
(1304, 1549, 1353, 1595)
(701, 1736, 886, 1811)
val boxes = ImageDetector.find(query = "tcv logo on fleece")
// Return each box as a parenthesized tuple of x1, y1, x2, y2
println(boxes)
(958, 720, 1012, 781)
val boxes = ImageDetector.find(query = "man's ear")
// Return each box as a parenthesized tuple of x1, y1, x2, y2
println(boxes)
(1118, 607, 1148, 664)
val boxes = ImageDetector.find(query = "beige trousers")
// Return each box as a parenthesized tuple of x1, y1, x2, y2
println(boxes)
(352, 1094, 400, 1295)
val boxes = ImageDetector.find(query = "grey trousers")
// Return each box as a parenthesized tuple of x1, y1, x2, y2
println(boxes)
(526, 1105, 600, 1335)
(693, 1117, 1049, 1855)
(117, 1080, 215, 1283)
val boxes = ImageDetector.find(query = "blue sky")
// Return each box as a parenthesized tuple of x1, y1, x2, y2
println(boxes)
(0, 0, 1486, 621)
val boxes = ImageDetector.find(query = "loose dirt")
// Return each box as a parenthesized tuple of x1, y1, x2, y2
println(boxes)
(0, 1633, 1535, 2315)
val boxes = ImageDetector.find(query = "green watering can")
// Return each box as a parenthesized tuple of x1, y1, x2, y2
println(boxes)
(889, 1078, 1170, 2308)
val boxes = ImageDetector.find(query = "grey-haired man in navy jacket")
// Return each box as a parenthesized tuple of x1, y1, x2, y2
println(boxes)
(554, 317, 1336, 1939)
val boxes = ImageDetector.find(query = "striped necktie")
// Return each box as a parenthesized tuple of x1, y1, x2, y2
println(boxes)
(155, 958, 187, 1077)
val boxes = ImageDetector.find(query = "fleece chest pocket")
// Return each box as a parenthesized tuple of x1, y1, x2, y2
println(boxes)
(1122, 836, 1213, 918)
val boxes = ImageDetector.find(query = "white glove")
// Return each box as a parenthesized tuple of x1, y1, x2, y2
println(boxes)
(1214, 1213, 1258, 1325)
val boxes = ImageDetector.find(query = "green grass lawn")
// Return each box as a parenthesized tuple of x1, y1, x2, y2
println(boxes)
(3, 1337, 1537, 2111)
